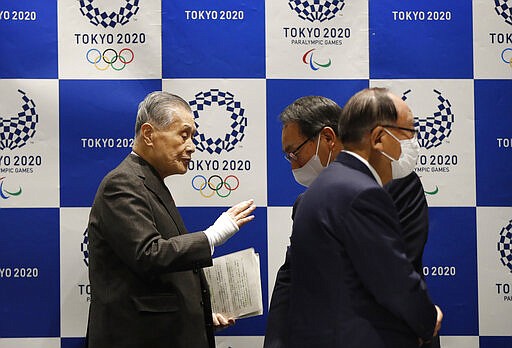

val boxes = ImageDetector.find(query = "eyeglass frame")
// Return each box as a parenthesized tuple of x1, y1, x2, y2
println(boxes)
(284, 134, 317, 163)
(380, 124, 418, 138)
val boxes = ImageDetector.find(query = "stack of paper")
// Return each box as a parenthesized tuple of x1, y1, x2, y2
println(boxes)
(203, 248, 263, 319)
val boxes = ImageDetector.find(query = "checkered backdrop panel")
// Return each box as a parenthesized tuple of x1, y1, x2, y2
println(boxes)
(1, 1, 511, 347)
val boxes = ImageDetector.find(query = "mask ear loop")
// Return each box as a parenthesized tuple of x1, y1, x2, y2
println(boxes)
(380, 150, 397, 162)
(314, 134, 321, 156)
(383, 127, 400, 142)
(380, 127, 402, 161)
(318, 130, 333, 165)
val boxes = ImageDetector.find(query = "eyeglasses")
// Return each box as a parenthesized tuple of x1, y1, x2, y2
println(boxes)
(381, 124, 418, 138)
(284, 135, 315, 162)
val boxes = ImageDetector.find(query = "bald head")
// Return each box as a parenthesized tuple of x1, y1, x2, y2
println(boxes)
(338, 87, 398, 147)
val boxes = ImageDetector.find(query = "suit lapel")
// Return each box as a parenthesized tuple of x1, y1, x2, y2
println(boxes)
(128, 155, 188, 235)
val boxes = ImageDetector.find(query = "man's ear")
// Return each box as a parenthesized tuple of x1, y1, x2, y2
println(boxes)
(140, 123, 155, 146)
(321, 127, 337, 149)
(370, 126, 385, 152)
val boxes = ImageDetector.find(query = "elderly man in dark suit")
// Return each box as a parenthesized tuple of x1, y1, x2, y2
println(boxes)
(86, 91, 256, 348)
(287, 88, 442, 347)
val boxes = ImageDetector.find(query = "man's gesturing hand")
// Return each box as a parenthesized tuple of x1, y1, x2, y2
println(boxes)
(204, 199, 256, 247)
(226, 199, 256, 228)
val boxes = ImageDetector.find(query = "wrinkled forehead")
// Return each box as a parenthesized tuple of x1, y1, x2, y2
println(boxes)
(172, 107, 194, 123)
(167, 108, 196, 132)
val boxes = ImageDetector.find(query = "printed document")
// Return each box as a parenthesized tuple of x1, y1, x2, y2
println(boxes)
(203, 248, 263, 319)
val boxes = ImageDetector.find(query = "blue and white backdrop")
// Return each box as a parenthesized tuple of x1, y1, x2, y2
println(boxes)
(1, 1, 512, 347)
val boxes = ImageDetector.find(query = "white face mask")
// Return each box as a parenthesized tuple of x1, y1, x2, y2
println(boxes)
(380, 128, 420, 179)
(292, 136, 332, 187)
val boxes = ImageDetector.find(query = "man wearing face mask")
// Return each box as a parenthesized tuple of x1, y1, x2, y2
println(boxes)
(264, 95, 441, 348)
(264, 96, 342, 348)
(285, 88, 442, 347)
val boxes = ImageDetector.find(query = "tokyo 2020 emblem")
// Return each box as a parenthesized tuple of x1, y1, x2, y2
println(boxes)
(402, 89, 454, 150)
(79, 0, 140, 28)
(498, 220, 512, 273)
(189, 89, 247, 155)
(0, 89, 38, 151)
(288, 0, 346, 22)
(494, 0, 512, 26)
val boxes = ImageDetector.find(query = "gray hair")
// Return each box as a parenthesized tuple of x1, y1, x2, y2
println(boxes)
(134, 91, 192, 136)
(338, 87, 397, 144)
(279, 96, 342, 138)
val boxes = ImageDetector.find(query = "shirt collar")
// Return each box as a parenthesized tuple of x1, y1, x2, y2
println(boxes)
(342, 150, 383, 187)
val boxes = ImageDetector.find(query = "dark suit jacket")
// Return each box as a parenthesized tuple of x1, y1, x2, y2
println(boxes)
(386, 173, 441, 348)
(264, 172, 441, 348)
(87, 154, 215, 348)
(263, 195, 302, 348)
(385, 172, 429, 275)
(287, 152, 436, 348)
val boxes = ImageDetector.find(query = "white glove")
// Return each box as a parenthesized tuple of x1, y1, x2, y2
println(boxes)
(204, 212, 239, 247)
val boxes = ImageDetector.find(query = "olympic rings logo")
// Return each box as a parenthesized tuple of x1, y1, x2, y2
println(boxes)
(86, 48, 134, 71)
(501, 48, 512, 68)
(192, 175, 240, 198)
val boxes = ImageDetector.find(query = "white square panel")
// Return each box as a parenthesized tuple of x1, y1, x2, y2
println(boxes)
(266, 0, 369, 79)
(215, 336, 264, 348)
(163, 79, 267, 207)
(0, 80, 59, 208)
(60, 208, 91, 337)
(370, 79, 475, 207)
(267, 206, 293, 307)
(0, 338, 60, 348)
(58, 1, 162, 79)
(477, 207, 512, 336)
(439, 335, 479, 348)
(473, 0, 512, 79)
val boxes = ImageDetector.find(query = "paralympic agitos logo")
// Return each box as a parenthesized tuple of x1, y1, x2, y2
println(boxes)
(0, 176, 22, 200)
(302, 48, 332, 70)
(79, 0, 140, 28)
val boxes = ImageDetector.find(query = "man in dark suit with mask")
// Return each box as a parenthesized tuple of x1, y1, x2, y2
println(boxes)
(265, 91, 442, 347)
(86, 91, 256, 348)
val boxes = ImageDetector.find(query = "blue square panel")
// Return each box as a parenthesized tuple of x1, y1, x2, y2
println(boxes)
(178, 206, 267, 335)
(480, 336, 512, 348)
(475, 80, 512, 206)
(162, 1, 265, 78)
(0, 0, 57, 78)
(369, 1, 473, 79)
(61, 338, 86, 348)
(422, 207, 478, 335)
(59, 79, 161, 207)
(0, 208, 60, 337)
(266, 79, 369, 207)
